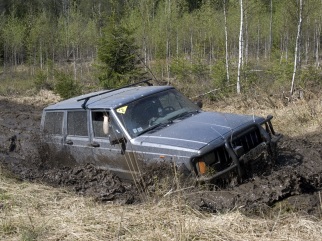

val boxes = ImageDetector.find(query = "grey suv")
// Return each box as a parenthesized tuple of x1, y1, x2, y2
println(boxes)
(41, 80, 281, 182)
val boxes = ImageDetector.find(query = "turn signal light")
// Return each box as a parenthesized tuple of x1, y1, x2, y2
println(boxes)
(198, 161, 207, 175)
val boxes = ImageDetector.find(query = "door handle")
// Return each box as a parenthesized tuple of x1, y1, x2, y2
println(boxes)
(90, 142, 100, 148)
(66, 140, 73, 145)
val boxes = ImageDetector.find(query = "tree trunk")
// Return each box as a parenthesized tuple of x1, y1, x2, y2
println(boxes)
(290, 0, 303, 95)
(285, 33, 288, 61)
(269, 0, 273, 59)
(190, 30, 193, 62)
(73, 47, 77, 81)
(224, 0, 230, 83)
(245, 15, 248, 65)
(315, 21, 320, 68)
(305, 34, 309, 65)
(237, 0, 243, 94)
(40, 44, 43, 70)
(176, 27, 179, 58)
(257, 20, 260, 62)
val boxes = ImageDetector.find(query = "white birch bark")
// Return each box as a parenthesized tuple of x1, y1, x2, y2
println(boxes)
(224, 0, 230, 82)
(257, 20, 260, 62)
(315, 20, 320, 68)
(269, 0, 273, 59)
(237, 0, 243, 94)
(290, 0, 303, 95)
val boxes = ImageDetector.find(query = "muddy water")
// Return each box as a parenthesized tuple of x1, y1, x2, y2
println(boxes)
(0, 99, 321, 216)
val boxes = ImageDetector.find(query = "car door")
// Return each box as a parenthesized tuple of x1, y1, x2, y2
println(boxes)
(64, 110, 94, 165)
(42, 111, 66, 165)
(90, 110, 141, 180)
(42, 111, 64, 145)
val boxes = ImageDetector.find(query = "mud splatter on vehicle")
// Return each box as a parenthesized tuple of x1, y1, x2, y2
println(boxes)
(40, 81, 281, 183)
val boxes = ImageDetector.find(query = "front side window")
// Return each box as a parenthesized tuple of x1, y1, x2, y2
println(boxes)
(44, 111, 63, 135)
(92, 111, 122, 141)
(92, 111, 109, 138)
(67, 111, 88, 136)
(115, 89, 200, 138)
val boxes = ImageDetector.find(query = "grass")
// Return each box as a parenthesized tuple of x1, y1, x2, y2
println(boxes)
(0, 67, 37, 96)
(0, 164, 321, 240)
(204, 87, 322, 137)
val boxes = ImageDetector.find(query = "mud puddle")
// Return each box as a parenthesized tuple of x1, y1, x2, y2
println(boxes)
(0, 98, 322, 216)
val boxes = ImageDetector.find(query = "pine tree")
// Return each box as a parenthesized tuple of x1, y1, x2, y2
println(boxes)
(97, 24, 145, 88)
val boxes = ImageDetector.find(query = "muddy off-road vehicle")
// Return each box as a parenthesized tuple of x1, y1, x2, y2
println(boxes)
(41, 79, 282, 183)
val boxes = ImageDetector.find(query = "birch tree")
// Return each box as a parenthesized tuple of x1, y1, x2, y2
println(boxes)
(237, 0, 244, 94)
(2, 13, 26, 69)
(290, 0, 303, 95)
(223, 0, 230, 82)
(269, 0, 273, 59)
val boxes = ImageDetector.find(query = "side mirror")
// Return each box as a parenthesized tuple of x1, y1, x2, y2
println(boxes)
(109, 128, 125, 145)
(108, 118, 125, 145)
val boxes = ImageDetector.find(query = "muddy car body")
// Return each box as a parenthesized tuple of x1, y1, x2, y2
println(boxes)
(41, 81, 281, 182)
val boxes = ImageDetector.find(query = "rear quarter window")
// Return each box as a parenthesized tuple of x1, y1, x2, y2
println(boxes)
(67, 111, 88, 136)
(44, 112, 64, 135)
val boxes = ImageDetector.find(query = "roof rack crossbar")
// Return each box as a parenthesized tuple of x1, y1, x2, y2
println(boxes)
(78, 78, 152, 109)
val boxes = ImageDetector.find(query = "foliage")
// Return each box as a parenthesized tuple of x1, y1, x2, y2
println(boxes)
(54, 71, 81, 99)
(211, 60, 228, 88)
(299, 66, 322, 91)
(97, 24, 145, 88)
(170, 57, 192, 83)
(0, 0, 321, 96)
(267, 59, 294, 91)
(34, 70, 53, 91)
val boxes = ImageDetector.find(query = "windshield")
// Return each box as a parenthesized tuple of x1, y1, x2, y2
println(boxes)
(115, 89, 200, 138)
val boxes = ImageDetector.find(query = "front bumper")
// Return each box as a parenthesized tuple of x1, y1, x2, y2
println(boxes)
(196, 115, 282, 183)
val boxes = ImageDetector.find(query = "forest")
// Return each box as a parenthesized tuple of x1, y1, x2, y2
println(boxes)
(0, 0, 321, 98)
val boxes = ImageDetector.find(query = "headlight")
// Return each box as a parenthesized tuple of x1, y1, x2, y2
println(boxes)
(197, 160, 207, 175)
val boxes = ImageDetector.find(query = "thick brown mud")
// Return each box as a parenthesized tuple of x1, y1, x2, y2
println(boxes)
(0, 98, 321, 216)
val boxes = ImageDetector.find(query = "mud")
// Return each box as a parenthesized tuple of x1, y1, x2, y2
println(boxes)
(0, 98, 322, 216)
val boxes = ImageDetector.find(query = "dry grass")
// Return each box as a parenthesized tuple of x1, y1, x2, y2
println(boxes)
(0, 167, 321, 241)
(205, 89, 322, 137)
(0, 89, 61, 107)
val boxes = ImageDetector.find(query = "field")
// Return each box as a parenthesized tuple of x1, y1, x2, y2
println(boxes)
(0, 90, 322, 240)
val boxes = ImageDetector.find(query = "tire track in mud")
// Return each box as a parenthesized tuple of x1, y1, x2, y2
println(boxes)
(0, 98, 322, 215)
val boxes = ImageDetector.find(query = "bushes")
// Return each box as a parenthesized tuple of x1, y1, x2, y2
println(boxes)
(34, 69, 81, 99)
(53, 71, 81, 99)
(34, 70, 54, 91)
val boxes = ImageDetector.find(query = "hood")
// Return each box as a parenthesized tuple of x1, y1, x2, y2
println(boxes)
(133, 111, 264, 150)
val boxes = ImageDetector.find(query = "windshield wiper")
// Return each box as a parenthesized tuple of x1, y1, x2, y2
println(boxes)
(170, 110, 200, 121)
(138, 121, 171, 136)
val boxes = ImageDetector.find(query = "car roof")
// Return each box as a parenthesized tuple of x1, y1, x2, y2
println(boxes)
(44, 85, 174, 111)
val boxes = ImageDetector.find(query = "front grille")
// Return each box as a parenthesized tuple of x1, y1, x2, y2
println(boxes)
(232, 127, 262, 154)
(208, 127, 263, 172)
(212, 145, 232, 171)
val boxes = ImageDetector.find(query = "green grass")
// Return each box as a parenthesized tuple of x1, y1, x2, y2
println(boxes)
(0, 71, 36, 96)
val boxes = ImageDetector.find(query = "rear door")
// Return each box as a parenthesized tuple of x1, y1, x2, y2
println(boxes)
(42, 111, 64, 145)
(64, 110, 94, 165)
(42, 110, 64, 156)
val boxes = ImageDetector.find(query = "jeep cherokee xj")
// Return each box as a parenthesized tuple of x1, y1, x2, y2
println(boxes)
(41, 80, 281, 182)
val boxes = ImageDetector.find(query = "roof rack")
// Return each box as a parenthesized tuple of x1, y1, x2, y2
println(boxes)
(78, 78, 153, 109)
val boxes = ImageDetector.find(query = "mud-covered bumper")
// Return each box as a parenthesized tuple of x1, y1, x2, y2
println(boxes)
(196, 115, 282, 183)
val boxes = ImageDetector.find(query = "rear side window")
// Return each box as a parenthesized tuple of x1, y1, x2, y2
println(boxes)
(67, 111, 88, 136)
(44, 112, 63, 135)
